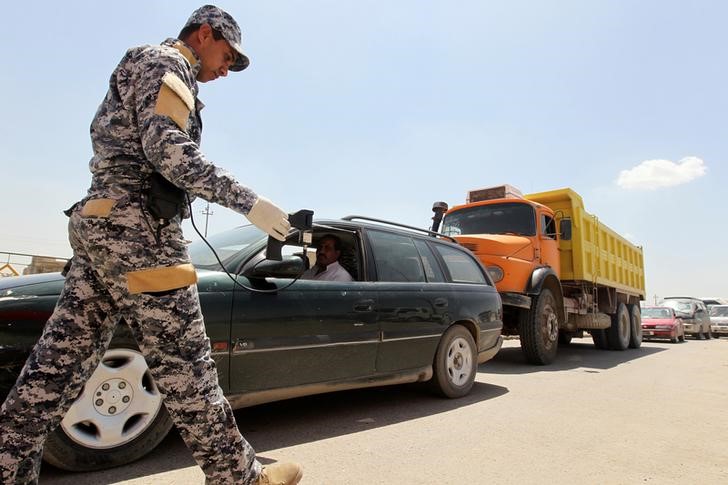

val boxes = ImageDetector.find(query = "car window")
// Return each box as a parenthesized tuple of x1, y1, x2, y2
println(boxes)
(190, 225, 265, 269)
(368, 230, 425, 282)
(643, 308, 672, 318)
(662, 300, 693, 313)
(710, 306, 728, 317)
(413, 239, 445, 282)
(433, 244, 487, 284)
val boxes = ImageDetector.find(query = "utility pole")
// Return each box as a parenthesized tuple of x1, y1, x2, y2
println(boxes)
(202, 202, 214, 237)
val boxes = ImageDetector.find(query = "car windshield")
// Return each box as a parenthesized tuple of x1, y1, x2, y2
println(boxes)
(189, 225, 265, 270)
(642, 308, 671, 318)
(662, 300, 693, 313)
(441, 202, 536, 237)
(710, 306, 728, 317)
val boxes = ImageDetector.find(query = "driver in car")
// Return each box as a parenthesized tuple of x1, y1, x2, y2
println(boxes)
(302, 234, 354, 282)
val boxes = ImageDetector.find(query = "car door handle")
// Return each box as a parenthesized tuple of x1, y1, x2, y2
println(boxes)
(354, 299, 375, 312)
(434, 298, 448, 308)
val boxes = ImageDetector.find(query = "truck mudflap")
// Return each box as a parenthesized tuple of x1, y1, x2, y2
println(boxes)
(477, 335, 503, 364)
(501, 292, 531, 309)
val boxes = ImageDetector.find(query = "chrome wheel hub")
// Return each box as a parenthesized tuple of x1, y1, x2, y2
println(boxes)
(446, 337, 474, 386)
(61, 348, 163, 450)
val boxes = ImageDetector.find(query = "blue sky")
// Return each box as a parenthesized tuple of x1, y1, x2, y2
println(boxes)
(1, 1, 726, 301)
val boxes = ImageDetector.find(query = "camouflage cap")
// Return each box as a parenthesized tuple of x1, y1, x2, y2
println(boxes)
(184, 4, 250, 71)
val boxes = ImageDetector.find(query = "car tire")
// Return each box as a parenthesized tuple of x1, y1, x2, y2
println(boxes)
(430, 325, 477, 398)
(591, 329, 609, 350)
(44, 337, 173, 471)
(627, 304, 642, 349)
(519, 288, 559, 365)
(607, 303, 630, 350)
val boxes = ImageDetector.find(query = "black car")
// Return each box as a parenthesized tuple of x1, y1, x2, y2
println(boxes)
(0, 216, 503, 472)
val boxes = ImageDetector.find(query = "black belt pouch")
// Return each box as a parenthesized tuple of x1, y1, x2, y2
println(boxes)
(145, 172, 186, 221)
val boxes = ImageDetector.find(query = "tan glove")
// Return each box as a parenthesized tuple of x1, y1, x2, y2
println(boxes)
(246, 196, 290, 241)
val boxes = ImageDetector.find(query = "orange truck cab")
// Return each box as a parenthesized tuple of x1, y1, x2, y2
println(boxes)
(432, 185, 645, 365)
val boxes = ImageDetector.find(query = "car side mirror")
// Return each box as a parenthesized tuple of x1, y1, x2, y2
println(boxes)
(560, 219, 572, 241)
(243, 255, 307, 279)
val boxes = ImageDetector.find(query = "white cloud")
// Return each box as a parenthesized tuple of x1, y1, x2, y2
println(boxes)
(616, 156, 707, 190)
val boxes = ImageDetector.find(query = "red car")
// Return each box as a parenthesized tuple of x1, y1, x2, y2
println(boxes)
(641, 306, 685, 343)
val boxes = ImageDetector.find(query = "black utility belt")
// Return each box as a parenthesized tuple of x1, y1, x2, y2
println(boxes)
(144, 172, 186, 221)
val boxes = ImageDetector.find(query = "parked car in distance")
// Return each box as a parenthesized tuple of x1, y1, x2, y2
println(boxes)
(0, 216, 503, 473)
(660, 297, 711, 339)
(641, 306, 684, 343)
(709, 305, 728, 338)
(699, 297, 728, 310)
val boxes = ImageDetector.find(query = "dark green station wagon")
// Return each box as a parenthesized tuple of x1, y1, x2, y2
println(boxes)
(0, 216, 503, 472)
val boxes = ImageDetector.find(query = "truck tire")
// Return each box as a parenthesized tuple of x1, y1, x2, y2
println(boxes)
(627, 304, 642, 349)
(44, 337, 173, 471)
(607, 303, 631, 350)
(519, 288, 559, 365)
(591, 329, 609, 350)
(430, 325, 477, 398)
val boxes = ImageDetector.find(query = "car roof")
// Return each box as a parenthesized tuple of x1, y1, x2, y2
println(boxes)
(317, 218, 462, 248)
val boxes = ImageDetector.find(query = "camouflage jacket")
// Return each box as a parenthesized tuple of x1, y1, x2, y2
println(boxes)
(86, 38, 257, 216)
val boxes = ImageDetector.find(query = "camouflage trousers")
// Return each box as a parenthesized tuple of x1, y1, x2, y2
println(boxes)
(0, 196, 262, 484)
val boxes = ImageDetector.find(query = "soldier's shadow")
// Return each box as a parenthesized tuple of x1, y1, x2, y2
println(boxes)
(41, 381, 507, 484)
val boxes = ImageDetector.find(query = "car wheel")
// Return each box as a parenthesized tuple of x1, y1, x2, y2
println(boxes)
(607, 303, 630, 350)
(430, 325, 477, 398)
(627, 304, 642, 349)
(519, 288, 559, 365)
(591, 329, 609, 350)
(44, 337, 173, 471)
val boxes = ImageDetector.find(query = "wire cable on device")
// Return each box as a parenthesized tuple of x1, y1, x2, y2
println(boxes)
(186, 195, 305, 293)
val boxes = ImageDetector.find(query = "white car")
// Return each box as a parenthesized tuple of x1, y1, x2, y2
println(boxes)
(709, 305, 728, 338)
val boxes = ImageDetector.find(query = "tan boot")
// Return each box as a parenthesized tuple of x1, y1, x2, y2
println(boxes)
(254, 462, 303, 485)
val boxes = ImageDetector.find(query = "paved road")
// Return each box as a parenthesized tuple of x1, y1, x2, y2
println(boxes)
(42, 337, 728, 484)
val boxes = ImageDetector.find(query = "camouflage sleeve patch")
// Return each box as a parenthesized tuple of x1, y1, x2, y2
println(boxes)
(80, 198, 116, 218)
(154, 72, 194, 131)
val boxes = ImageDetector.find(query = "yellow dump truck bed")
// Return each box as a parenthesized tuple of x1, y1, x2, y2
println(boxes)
(526, 188, 645, 299)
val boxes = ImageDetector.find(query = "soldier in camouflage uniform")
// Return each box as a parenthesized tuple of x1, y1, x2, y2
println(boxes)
(0, 5, 303, 485)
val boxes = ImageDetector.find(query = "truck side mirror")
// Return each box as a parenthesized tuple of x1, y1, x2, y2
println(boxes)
(560, 219, 572, 241)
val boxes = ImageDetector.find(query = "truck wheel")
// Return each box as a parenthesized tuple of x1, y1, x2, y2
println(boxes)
(607, 303, 630, 350)
(627, 304, 642, 349)
(44, 337, 173, 471)
(591, 329, 609, 349)
(430, 325, 477, 398)
(519, 288, 559, 365)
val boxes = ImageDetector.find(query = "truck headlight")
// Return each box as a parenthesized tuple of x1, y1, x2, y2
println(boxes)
(486, 265, 504, 282)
